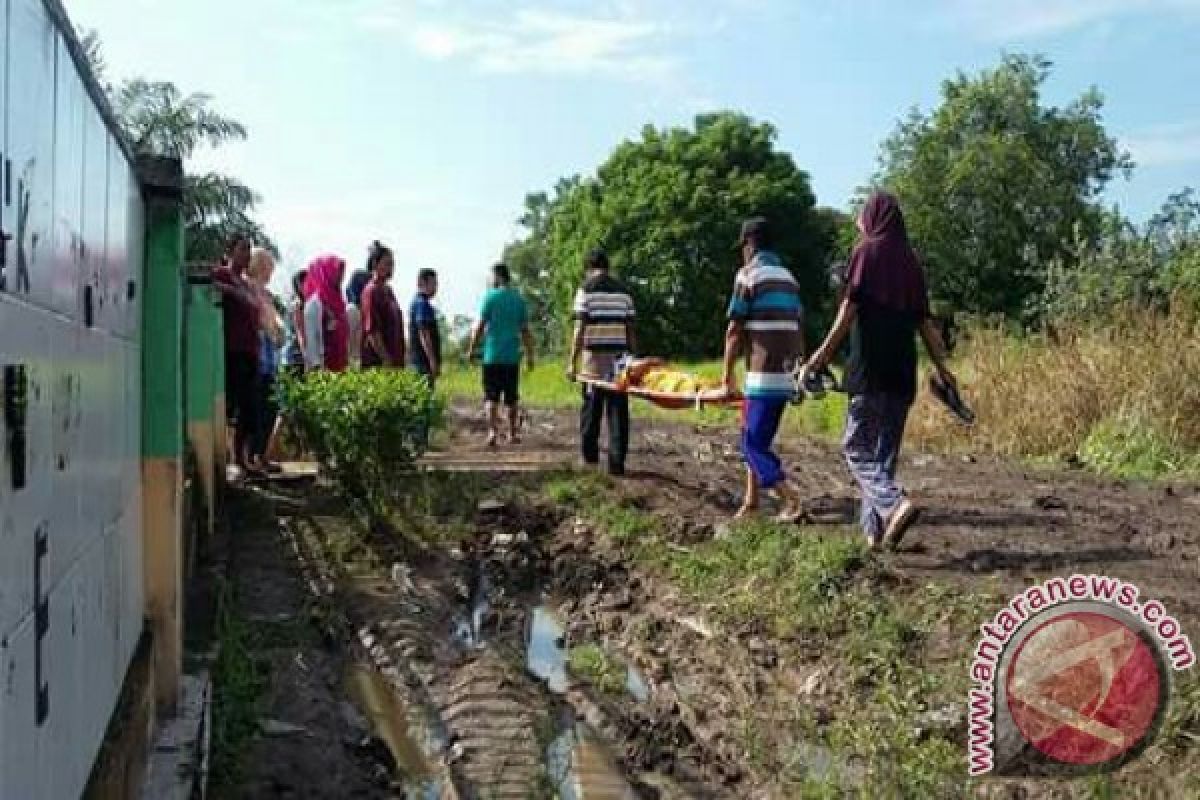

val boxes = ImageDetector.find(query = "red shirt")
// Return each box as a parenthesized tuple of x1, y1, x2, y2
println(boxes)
(361, 280, 404, 367)
(212, 265, 261, 357)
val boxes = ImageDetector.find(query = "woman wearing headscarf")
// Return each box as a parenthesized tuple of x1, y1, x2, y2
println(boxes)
(804, 191, 958, 551)
(345, 268, 372, 368)
(302, 254, 350, 372)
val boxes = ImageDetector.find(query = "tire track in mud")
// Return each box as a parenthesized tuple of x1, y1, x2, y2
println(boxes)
(286, 512, 551, 799)
(280, 494, 744, 799)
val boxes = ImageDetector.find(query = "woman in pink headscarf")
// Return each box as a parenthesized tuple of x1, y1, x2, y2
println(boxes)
(301, 254, 350, 372)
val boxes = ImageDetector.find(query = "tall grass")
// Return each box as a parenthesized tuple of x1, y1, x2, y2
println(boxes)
(908, 306, 1200, 478)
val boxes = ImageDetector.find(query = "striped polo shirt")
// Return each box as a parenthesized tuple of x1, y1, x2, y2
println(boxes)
(727, 250, 804, 399)
(573, 273, 636, 379)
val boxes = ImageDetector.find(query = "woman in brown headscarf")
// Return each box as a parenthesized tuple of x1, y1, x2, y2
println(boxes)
(805, 191, 958, 551)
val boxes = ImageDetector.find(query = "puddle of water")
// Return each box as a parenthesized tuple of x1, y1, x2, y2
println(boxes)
(527, 606, 569, 692)
(453, 562, 491, 649)
(546, 717, 638, 800)
(624, 664, 649, 703)
(527, 605, 650, 703)
(345, 665, 444, 798)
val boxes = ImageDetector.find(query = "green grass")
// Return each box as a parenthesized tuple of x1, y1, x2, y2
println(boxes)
(567, 643, 628, 696)
(442, 358, 847, 437)
(540, 474, 999, 795)
(666, 518, 867, 636)
(209, 582, 267, 792)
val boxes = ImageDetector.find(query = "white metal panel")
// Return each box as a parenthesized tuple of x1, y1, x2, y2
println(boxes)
(125, 173, 144, 339)
(47, 317, 82, 592)
(0, 615, 39, 800)
(83, 108, 109, 332)
(37, 560, 85, 800)
(0, 0, 7, 291)
(3, 0, 56, 309)
(52, 34, 86, 319)
(106, 140, 132, 339)
(0, 299, 53, 642)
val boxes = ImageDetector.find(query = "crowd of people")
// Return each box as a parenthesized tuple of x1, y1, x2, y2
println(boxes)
(213, 237, 446, 481)
(213, 189, 957, 552)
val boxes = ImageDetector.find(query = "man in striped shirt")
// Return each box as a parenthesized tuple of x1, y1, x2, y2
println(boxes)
(567, 249, 636, 475)
(721, 217, 806, 519)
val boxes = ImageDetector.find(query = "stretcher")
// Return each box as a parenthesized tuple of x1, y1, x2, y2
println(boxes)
(580, 357, 744, 410)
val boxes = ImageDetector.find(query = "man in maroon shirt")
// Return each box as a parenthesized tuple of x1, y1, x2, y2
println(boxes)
(360, 242, 405, 368)
(212, 233, 264, 478)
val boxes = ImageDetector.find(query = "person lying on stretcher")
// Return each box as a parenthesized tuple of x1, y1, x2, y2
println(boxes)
(613, 356, 720, 392)
(608, 356, 739, 407)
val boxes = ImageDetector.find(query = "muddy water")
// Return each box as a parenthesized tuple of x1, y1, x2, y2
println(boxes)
(547, 721, 640, 800)
(527, 606, 570, 692)
(527, 604, 649, 703)
(345, 665, 445, 798)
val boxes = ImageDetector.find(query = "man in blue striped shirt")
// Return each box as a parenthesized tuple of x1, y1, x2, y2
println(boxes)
(721, 217, 806, 520)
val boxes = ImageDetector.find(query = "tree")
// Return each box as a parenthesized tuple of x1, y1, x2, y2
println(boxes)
(113, 79, 247, 160)
(874, 54, 1132, 321)
(540, 112, 829, 358)
(501, 177, 580, 354)
(80, 31, 274, 263)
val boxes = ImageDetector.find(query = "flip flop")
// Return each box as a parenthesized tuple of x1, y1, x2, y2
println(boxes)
(882, 499, 920, 550)
(930, 374, 975, 425)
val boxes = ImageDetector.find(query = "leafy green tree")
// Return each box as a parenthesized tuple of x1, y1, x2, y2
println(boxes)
(502, 177, 579, 354)
(80, 31, 274, 263)
(874, 54, 1132, 321)
(541, 112, 829, 358)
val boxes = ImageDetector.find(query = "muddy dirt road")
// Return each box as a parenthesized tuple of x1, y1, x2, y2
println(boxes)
(435, 405, 1200, 634)
(222, 403, 1199, 799)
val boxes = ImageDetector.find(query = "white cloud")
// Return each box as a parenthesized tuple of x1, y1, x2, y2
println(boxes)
(945, 0, 1200, 39)
(1126, 121, 1200, 167)
(357, 4, 680, 81)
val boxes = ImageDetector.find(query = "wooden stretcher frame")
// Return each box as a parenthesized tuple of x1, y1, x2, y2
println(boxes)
(580, 377, 744, 411)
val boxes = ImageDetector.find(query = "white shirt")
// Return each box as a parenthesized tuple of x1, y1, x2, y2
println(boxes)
(346, 304, 362, 367)
(303, 296, 325, 370)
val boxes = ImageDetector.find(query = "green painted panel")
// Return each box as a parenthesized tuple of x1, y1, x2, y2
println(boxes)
(141, 199, 184, 458)
(185, 284, 222, 423)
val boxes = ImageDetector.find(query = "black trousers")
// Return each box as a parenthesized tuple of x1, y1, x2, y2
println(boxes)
(580, 385, 629, 473)
(225, 352, 260, 465)
(252, 373, 279, 459)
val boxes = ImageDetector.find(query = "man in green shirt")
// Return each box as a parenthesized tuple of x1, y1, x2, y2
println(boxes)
(467, 263, 535, 446)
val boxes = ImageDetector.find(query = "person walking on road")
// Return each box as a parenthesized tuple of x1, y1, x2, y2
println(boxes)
(409, 268, 442, 386)
(360, 241, 406, 369)
(804, 191, 958, 551)
(466, 262, 535, 447)
(721, 217, 806, 520)
(212, 233, 263, 480)
(567, 249, 636, 476)
(302, 254, 351, 372)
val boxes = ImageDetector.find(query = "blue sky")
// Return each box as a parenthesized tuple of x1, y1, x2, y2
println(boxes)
(68, 0, 1200, 316)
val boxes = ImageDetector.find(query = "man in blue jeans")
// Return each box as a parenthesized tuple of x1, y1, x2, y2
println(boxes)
(721, 217, 805, 520)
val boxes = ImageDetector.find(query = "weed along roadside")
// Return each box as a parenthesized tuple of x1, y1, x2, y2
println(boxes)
(204, 366, 1199, 797)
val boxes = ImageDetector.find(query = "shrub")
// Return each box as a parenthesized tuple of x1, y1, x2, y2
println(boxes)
(279, 369, 443, 517)
(906, 306, 1200, 478)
